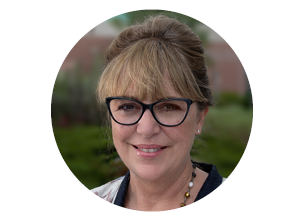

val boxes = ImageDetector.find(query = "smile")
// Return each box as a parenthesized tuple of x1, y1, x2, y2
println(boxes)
(138, 148, 161, 153)
(133, 145, 167, 157)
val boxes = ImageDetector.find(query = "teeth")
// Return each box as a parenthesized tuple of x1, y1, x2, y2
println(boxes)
(138, 148, 161, 153)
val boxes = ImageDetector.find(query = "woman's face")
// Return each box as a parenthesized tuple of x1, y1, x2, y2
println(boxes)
(111, 78, 208, 182)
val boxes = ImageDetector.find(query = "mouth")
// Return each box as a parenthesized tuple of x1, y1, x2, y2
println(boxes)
(132, 145, 167, 153)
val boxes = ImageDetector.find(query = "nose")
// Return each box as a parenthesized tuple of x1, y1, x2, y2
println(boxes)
(136, 109, 160, 138)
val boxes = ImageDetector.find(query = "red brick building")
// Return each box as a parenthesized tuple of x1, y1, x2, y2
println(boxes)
(206, 42, 248, 95)
(60, 36, 114, 72)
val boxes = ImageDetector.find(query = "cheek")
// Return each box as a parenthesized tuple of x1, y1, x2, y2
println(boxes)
(169, 116, 197, 146)
(166, 123, 196, 146)
(111, 122, 135, 147)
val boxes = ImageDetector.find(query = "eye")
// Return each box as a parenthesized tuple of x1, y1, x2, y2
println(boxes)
(164, 104, 180, 111)
(157, 103, 181, 111)
(118, 104, 135, 111)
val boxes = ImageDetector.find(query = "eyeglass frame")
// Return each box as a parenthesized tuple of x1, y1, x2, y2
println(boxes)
(105, 96, 194, 127)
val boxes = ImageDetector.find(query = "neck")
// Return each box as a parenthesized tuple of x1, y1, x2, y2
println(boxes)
(125, 159, 194, 211)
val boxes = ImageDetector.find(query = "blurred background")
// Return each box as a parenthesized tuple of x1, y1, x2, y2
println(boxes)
(51, 10, 252, 190)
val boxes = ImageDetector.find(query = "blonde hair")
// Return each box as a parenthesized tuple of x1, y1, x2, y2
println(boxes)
(97, 15, 213, 110)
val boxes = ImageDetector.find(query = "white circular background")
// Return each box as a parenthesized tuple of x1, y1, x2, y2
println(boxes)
(1, 1, 299, 213)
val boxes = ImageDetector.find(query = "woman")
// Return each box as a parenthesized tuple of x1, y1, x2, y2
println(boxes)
(92, 15, 225, 211)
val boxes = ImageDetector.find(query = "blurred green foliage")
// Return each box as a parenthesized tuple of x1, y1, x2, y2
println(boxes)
(214, 90, 253, 108)
(54, 125, 128, 189)
(51, 54, 107, 127)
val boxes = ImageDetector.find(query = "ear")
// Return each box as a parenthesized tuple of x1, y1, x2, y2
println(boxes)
(195, 107, 209, 135)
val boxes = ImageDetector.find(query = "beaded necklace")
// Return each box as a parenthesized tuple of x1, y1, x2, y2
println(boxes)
(180, 164, 196, 207)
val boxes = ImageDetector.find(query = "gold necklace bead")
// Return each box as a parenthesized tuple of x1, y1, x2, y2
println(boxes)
(185, 192, 190, 197)
(180, 203, 185, 207)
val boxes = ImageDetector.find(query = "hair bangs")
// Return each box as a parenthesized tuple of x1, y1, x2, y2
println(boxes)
(97, 38, 207, 104)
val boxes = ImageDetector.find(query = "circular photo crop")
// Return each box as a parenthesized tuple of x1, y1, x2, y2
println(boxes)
(51, 10, 253, 211)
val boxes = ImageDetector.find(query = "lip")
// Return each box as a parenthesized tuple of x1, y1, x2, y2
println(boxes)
(132, 144, 168, 158)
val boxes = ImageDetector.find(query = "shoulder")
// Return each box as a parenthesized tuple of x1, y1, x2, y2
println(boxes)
(91, 176, 125, 203)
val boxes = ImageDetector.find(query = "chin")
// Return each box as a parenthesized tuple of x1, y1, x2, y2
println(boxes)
(130, 162, 167, 181)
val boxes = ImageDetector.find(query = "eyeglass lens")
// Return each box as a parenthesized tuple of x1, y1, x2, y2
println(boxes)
(109, 99, 188, 126)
